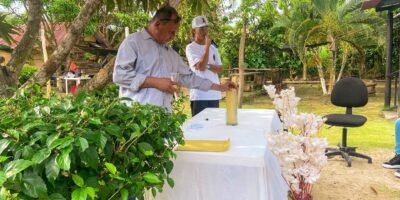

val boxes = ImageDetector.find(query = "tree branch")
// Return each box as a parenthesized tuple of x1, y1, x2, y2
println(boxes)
(22, 0, 102, 88)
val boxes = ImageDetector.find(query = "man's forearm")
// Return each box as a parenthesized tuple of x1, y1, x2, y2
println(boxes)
(140, 77, 160, 89)
(210, 64, 223, 74)
(195, 46, 210, 71)
(210, 83, 222, 91)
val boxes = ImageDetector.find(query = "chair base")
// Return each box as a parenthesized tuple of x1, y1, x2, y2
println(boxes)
(325, 146, 372, 167)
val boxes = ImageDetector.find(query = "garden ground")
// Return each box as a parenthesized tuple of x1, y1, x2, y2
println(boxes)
(314, 149, 400, 199)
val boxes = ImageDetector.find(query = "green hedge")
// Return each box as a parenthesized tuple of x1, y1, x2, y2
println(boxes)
(0, 85, 186, 199)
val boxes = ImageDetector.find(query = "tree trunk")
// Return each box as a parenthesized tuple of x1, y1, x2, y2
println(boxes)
(238, 23, 247, 108)
(337, 48, 348, 82)
(314, 50, 328, 95)
(328, 37, 336, 95)
(302, 60, 307, 80)
(22, 0, 102, 88)
(95, 31, 111, 48)
(302, 47, 308, 80)
(0, 0, 42, 96)
(328, 50, 336, 94)
(81, 56, 115, 91)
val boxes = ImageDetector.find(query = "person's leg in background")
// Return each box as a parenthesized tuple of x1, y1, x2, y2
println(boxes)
(395, 118, 400, 156)
(191, 100, 208, 117)
(395, 118, 400, 178)
(191, 100, 219, 117)
(383, 118, 400, 178)
(207, 100, 219, 109)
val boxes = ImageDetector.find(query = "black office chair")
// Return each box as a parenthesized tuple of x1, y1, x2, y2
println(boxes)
(324, 77, 372, 167)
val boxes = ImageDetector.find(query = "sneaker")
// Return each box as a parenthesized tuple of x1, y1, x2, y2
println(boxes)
(395, 170, 400, 178)
(382, 154, 400, 169)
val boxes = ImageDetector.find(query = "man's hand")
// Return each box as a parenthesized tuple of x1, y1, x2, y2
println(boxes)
(141, 77, 177, 94)
(156, 78, 178, 94)
(211, 81, 237, 92)
(205, 35, 212, 47)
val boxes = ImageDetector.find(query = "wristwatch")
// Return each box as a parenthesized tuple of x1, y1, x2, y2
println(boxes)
(206, 64, 211, 69)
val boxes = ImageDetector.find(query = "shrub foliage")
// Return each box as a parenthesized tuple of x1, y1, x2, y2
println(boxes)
(0, 85, 186, 199)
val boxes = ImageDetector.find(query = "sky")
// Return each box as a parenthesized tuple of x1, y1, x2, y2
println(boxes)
(1, 0, 243, 14)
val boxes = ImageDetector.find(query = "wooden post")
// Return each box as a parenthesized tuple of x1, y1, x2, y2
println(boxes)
(125, 27, 129, 38)
(41, 26, 51, 97)
(384, 10, 393, 108)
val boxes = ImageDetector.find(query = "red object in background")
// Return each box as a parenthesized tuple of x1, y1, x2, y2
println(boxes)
(70, 85, 77, 94)
(69, 62, 79, 71)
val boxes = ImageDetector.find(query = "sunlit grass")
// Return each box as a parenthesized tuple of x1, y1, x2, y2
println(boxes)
(181, 83, 396, 151)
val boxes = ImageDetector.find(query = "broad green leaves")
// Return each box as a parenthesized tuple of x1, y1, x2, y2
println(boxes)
(0, 171, 6, 186)
(45, 156, 60, 181)
(31, 148, 51, 164)
(105, 162, 117, 175)
(76, 137, 89, 152)
(4, 159, 33, 178)
(72, 174, 85, 187)
(138, 142, 154, 156)
(0, 140, 11, 155)
(22, 172, 47, 198)
(71, 188, 87, 200)
(0, 86, 185, 199)
(143, 173, 162, 184)
(56, 147, 72, 170)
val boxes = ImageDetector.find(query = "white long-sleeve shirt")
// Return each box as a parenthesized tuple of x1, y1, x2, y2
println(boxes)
(113, 28, 213, 110)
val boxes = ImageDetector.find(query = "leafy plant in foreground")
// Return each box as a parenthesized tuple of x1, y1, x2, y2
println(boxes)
(0, 85, 186, 199)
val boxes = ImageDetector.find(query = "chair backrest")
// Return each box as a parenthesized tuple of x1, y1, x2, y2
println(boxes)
(331, 77, 368, 107)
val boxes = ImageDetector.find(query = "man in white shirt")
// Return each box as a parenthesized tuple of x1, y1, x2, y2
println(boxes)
(113, 6, 235, 111)
(185, 16, 224, 116)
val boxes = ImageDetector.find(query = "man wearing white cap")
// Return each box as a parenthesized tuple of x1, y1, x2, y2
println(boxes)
(186, 16, 223, 116)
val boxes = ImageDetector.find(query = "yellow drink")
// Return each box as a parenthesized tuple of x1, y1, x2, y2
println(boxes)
(226, 89, 238, 125)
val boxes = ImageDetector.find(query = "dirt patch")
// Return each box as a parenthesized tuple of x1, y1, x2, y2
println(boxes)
(312, 149, 400, 200)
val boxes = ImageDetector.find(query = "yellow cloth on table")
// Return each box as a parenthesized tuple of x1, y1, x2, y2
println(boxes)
(176, 138, 230, 152)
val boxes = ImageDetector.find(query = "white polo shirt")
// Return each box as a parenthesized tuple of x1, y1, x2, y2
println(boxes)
(186, 42, 222, 101)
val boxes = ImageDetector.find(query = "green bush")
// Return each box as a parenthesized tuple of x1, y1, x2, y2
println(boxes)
(19, 65, 38, 85)
(0, 85, 186, 199)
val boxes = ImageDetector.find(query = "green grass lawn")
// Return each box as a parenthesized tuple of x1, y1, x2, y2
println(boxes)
(182, 83, 396, 151)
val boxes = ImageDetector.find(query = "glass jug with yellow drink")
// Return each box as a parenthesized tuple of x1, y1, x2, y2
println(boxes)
(222, 77, 238, 125)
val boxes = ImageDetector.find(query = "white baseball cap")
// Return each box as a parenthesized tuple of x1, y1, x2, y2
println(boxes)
(192, 16, 209, 29)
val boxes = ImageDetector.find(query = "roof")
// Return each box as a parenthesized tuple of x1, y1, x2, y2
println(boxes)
(0, 23, 67, 48)
(361, 0, 400, 11)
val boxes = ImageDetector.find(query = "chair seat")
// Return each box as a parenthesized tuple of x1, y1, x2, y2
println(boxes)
(324, 114, 367, 127)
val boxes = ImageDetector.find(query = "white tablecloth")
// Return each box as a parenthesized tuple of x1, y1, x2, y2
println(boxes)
(156, 108, 288, 200)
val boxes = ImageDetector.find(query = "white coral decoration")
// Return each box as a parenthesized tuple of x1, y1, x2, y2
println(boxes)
(263, 85, 276, 98)
(264, 85, 328, 200)
(263, 85, 300, 128)
(292, 113, 327, 137)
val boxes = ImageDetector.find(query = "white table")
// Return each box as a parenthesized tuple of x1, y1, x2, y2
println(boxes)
(62, 77, 91, 94)
(156, 108, 288, 200)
